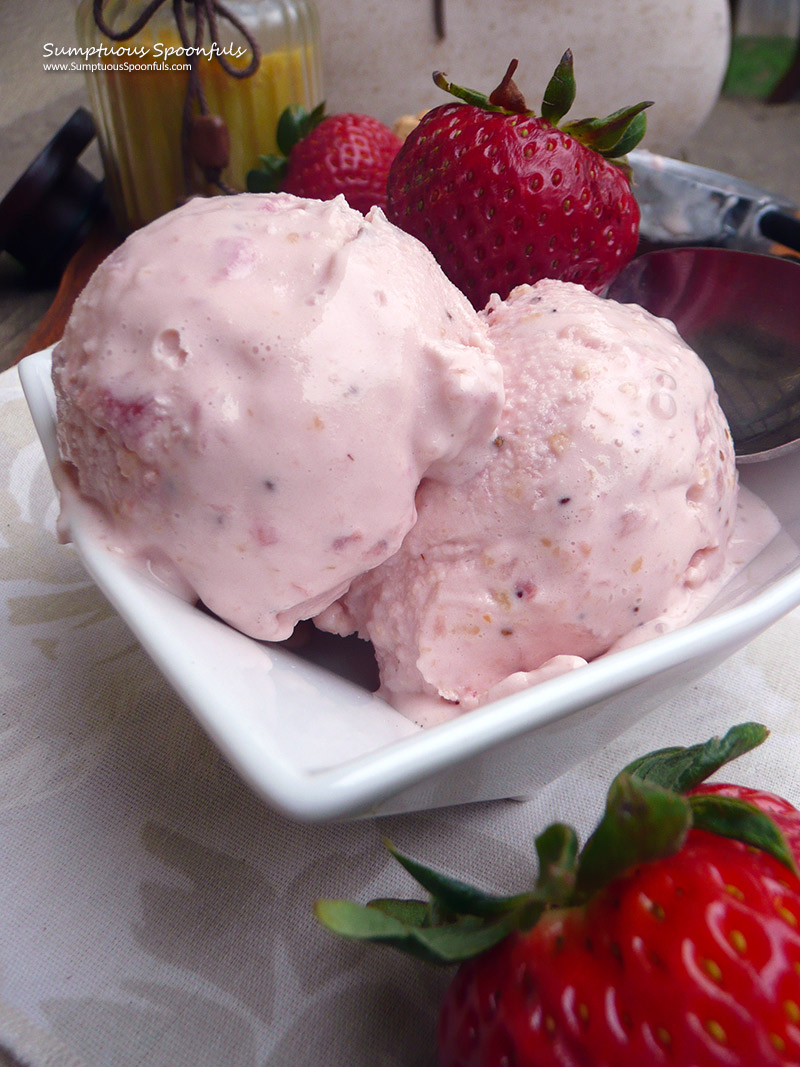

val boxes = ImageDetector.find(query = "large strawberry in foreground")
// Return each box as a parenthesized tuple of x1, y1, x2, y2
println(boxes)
(386, 51, 651, 308)
(247, 104, 402, 214)
(316, 724, 800, 1066)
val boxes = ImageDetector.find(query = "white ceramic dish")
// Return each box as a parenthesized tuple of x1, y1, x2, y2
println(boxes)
(19, 347, 800, 821)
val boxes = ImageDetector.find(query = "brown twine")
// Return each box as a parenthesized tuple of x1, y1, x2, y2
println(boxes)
(433, 0, 445, 41)
(92, 0, 262, 199)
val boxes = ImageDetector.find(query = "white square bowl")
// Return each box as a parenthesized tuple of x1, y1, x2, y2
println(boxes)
(19, 347, 800, 821)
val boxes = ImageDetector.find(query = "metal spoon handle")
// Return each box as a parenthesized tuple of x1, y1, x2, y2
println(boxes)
(759, 210, 800, 255)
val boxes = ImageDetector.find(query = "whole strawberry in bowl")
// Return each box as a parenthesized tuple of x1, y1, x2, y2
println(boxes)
(317, 723, 800, 1066)
(386, 51, 651, 308)
(247, 103, 402, 214)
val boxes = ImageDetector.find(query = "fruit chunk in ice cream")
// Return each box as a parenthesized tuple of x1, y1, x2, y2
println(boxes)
(316, 278, 771, 714)
(51, 192, 504, 641)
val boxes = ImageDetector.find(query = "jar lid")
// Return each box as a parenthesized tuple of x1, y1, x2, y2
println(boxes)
(0, 108, 108, 285)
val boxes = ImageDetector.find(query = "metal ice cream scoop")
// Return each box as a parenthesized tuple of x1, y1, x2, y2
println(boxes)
(607, 246, 800, 463)
(628, 149, 800, 257)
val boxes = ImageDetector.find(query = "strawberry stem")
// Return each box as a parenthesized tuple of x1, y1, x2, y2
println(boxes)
(488, 59, 528, 113)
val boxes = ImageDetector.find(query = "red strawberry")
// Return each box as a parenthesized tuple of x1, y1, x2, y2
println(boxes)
(247, 104, 402, 214)
(316, 723, 800, 1066)
(385, 52, 651, 308)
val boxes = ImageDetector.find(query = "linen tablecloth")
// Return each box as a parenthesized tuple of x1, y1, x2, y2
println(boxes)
(2, 362, 800, 1067)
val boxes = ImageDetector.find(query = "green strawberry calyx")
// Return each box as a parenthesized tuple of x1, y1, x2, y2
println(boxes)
(433, 51, 652, 162)
(246, 101, 326, 193)
(315, 722, 798, 965)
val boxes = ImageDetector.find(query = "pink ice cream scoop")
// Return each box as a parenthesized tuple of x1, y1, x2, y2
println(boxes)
(52, 192, 504, 640)
(316, 278, 763, 717)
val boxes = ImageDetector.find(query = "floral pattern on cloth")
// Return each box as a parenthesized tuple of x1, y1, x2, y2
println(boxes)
(2, 366, 800, 1067)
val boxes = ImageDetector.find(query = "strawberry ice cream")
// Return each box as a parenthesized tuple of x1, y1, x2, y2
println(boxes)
(51, 192, 504, 641)
(316, 279, 778, 717)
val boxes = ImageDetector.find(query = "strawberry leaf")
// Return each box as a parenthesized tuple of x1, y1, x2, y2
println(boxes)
(276, 101, 326, 156)
(385, 840, 533, 918)
(314, 897, 517, 964)
(540, 49, 576, 126)
(405, 912, 521, 962)
(689, 793, 798, 874)
(533, 822, 578, 906)
(315, 897, 415, 941)
(561, 100, 652, 157)
(368, 898, 433, 926)
(623, 723, 769, 794)
(246, 156, 287, 193)
(576, 772, 692, 898)
(433, 70, 506, 112)
(603, 110, 648, 159)
(314, 898, 443, 963)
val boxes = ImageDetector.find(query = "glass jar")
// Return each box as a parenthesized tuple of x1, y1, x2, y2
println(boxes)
(76, 0, 322, 233)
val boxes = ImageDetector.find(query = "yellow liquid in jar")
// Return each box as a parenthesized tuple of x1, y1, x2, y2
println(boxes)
(85, 29, 319, 232)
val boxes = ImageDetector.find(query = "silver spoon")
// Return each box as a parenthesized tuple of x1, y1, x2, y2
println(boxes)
(606, 247, 800, 463)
